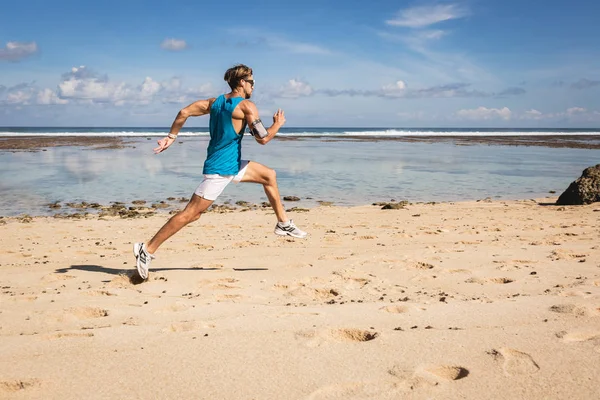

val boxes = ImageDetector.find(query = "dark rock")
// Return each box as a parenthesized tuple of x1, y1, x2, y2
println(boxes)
(283, 196, 300, 201)
(286, 207, 310, 212)
(209, 204, 237, 213)
(556, 164, 600, 205)
(380, 201, 408, 210)
(18, 215, 33, 223)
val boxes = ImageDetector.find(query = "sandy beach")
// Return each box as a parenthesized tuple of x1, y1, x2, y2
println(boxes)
(1, 198, 599, 399)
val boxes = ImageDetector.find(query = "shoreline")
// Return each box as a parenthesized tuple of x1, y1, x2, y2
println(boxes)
(2, 134, 600, 152)
(1, 196, 570, 219)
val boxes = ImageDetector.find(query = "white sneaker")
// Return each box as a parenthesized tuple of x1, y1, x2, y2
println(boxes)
(133, 242, 154, 280)
(274, 219, 307, 239)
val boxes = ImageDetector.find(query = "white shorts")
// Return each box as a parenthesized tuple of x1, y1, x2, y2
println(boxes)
(194, 160, 250, 201)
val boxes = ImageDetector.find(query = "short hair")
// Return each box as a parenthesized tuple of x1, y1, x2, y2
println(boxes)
(224, 64, 253, 90)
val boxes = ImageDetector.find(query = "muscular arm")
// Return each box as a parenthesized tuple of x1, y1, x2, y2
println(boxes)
(240, 101, 285, 145)
(154, 98, 215, 154)
(169, 98, 215, 135)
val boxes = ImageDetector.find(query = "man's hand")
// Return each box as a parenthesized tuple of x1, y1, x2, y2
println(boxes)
(273, 109, 286, 127)
(154, 136, 175, 154)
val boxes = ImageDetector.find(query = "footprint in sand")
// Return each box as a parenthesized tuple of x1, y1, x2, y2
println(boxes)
(410, 261, 435, 270)
(0, 379, 41, 393)
(549, 304, 595, 317)
(199, 278, 240, 290)
(331, 270, 371, 289)
(42, 273, 76, 283)
(489, 348, 540, 377)
(465, 277, 486, 285)
(66, 306, 109, 319)
(419, 365, 469, 381)
(307, 364, 469, 399)
(353, 235, 377, 240)
(296, 328, 378, 347)
(549, 249, 587, 261)
(85, 290, 116, 296)
(159, 301, 189, 312)
(46, 332, 94, 340)
(559, 331, 600, 343)
(283, 285, 340, 302)
(380, 305, 408, 314)
(107, 274, 137, 288)
(488, 277, 514, 284)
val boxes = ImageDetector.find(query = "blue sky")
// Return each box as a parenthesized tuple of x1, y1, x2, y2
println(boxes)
(1, 0, 599, 128)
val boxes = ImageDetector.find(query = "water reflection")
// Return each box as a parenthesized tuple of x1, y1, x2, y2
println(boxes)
(0, 137, 599, 216)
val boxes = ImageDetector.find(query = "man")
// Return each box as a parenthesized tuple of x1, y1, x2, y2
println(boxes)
(133, 64, 307, 280)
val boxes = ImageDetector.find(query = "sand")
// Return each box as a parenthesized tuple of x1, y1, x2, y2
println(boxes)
(1, 198, 599, 399)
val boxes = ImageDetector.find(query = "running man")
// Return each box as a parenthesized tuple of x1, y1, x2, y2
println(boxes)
(133, 64, 307, 280)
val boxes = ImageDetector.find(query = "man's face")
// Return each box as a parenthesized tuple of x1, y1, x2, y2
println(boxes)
(242, 76, 254, 99)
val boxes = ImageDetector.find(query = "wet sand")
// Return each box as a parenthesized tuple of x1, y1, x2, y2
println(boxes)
(0, 136, 132, 152)
(2, 134, 600, 152)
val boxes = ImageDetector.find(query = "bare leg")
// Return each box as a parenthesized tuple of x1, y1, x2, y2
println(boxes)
(146, 194, 213, 254)
(240, 161, 287, 222)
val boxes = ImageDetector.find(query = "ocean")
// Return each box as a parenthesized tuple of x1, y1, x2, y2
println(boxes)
(1, 127, 599, 216)
(1, 126, 600, 138)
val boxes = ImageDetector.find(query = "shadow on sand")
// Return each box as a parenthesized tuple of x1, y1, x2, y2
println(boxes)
(57, 265, 269, 284)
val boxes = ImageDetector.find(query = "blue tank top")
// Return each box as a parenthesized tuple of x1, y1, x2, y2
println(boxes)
(203, 95, 246, 175)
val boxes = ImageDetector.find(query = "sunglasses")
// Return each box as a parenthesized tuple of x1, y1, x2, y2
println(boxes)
(243, 78, 255, 87)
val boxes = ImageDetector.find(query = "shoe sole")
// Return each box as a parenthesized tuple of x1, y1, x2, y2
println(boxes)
(274, 229, 307, 239)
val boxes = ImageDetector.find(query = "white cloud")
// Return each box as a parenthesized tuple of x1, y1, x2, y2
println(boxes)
(161, 38, 188, 51)
(59, 68, 129, 102)
(276, 79, 314, 98)
(1, 82, 70, 106)
(456, 106, 512, 120)
(37, 88, 68, 105)
(6, 90, 33, 104)
(386, 4, 468, 28)
(518, 107, 600, 121)
(161, 77, 182, 92)
(0, 41, 38, 61)
(381, 80, 408, 97)
(161, 82, 214, 104)
(566, 107, 587, 115)
(523, 109, 544, 120)
(56, 66, 174, 105)
(139, 77, 161, 102)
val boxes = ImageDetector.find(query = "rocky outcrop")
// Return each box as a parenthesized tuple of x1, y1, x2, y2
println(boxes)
(556, 164, 600, 205)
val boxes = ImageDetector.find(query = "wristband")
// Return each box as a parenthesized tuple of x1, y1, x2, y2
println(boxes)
(167, 133, 177, 140)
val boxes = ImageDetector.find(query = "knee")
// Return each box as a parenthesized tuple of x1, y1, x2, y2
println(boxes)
(179, 209, 202, 224)
(265, 168, 277, 185)
(190, 212, 202, 222)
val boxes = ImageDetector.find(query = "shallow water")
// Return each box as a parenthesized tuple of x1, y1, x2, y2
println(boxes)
(1, 136, 599, 216)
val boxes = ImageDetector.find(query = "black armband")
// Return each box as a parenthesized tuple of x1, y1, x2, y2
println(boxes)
(250, 119, 268, 139)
